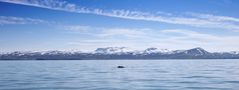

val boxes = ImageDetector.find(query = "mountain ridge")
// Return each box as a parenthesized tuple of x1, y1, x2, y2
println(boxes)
(1, 47, 239, 60)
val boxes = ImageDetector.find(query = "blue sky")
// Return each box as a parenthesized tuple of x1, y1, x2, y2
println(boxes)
(0, 0, 239, 52)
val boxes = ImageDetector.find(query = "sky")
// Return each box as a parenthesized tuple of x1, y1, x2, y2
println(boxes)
(0, 0, 239, 52)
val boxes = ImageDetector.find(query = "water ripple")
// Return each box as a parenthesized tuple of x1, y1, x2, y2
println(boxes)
(0, 60, 239, 90)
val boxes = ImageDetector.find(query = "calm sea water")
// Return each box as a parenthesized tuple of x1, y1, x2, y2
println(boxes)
(0, 60, 239, 90)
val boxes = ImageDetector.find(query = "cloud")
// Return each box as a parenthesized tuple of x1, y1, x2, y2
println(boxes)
(0, 16, 51, 25)
(99, 28, 149, 38)
(63, 25, 239, 51)
(160, 29, 220, 41)
(158, 29, 239, 51)
(62, 25, 151, 38)
(63, 25, 91, 32)
(62, 25, 238, 42)
(0, 0, 77, 11)
(1, 0, 239, 31)
(189, 13, 239, 22)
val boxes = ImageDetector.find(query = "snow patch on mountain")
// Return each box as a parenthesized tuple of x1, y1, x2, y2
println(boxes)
(228, 51, 239, 55)
(182, 47, 209, 56)
(143, 48, 172, 54)
(94, 47, 134, 54)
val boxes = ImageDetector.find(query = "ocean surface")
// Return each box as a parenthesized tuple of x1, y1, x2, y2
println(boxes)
(0, 60, 239, 90)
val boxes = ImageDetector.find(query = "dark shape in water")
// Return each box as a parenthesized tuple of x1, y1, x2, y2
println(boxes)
(117, 66, 125, 68)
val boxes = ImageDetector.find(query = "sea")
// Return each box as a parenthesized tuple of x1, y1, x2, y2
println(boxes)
(0, 59, 239, 90)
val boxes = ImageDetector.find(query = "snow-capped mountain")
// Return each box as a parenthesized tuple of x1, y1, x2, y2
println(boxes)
(94, 47, 133, 54)
(93, 47, 172, 55)
(177, 47, 209, 56)
(39, 50, 81, 55)
(143, 48, 171, 54)
(1, 47, 239, 60)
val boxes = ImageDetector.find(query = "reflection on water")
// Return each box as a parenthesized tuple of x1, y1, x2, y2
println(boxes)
(0, 60, 239, 90)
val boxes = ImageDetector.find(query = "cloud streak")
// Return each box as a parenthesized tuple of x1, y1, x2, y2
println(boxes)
(62, 25, 151, 38)
(99, 28, 149, 38)
(0, 16, 51, 25)
(1, 0, 239, 30)
(63, 25, 91, 32)
(62, 25, 239, 51)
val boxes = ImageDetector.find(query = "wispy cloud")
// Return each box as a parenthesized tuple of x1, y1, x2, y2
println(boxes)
(0, 0, 239, 30)
(62, 24, 239, 51)
(63, 25, 91, 32)
(99, 28, 149, 38)
(1, 0, 239, 31)
(189, 13, 239, 22)
(62, 25, 151, 38)
(0, 0, 77, 11)
(0, 16, 51, 25)
(160, 29, 220, 41)
(158, 29, 239, 51)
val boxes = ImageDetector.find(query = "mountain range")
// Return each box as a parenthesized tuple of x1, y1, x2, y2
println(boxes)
(1, 47, 239, 60)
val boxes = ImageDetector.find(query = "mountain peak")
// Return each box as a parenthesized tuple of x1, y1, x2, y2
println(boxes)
(94, 47, 133, 54)
(145, 47, 158, 52)
(184, 47, 209, 56)
(144, 47, 171, 54)
(193, 47, 205, 50)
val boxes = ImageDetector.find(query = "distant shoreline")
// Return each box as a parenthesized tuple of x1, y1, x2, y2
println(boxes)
(1, 47, 239, 60)
(1, 59, 238, 61)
